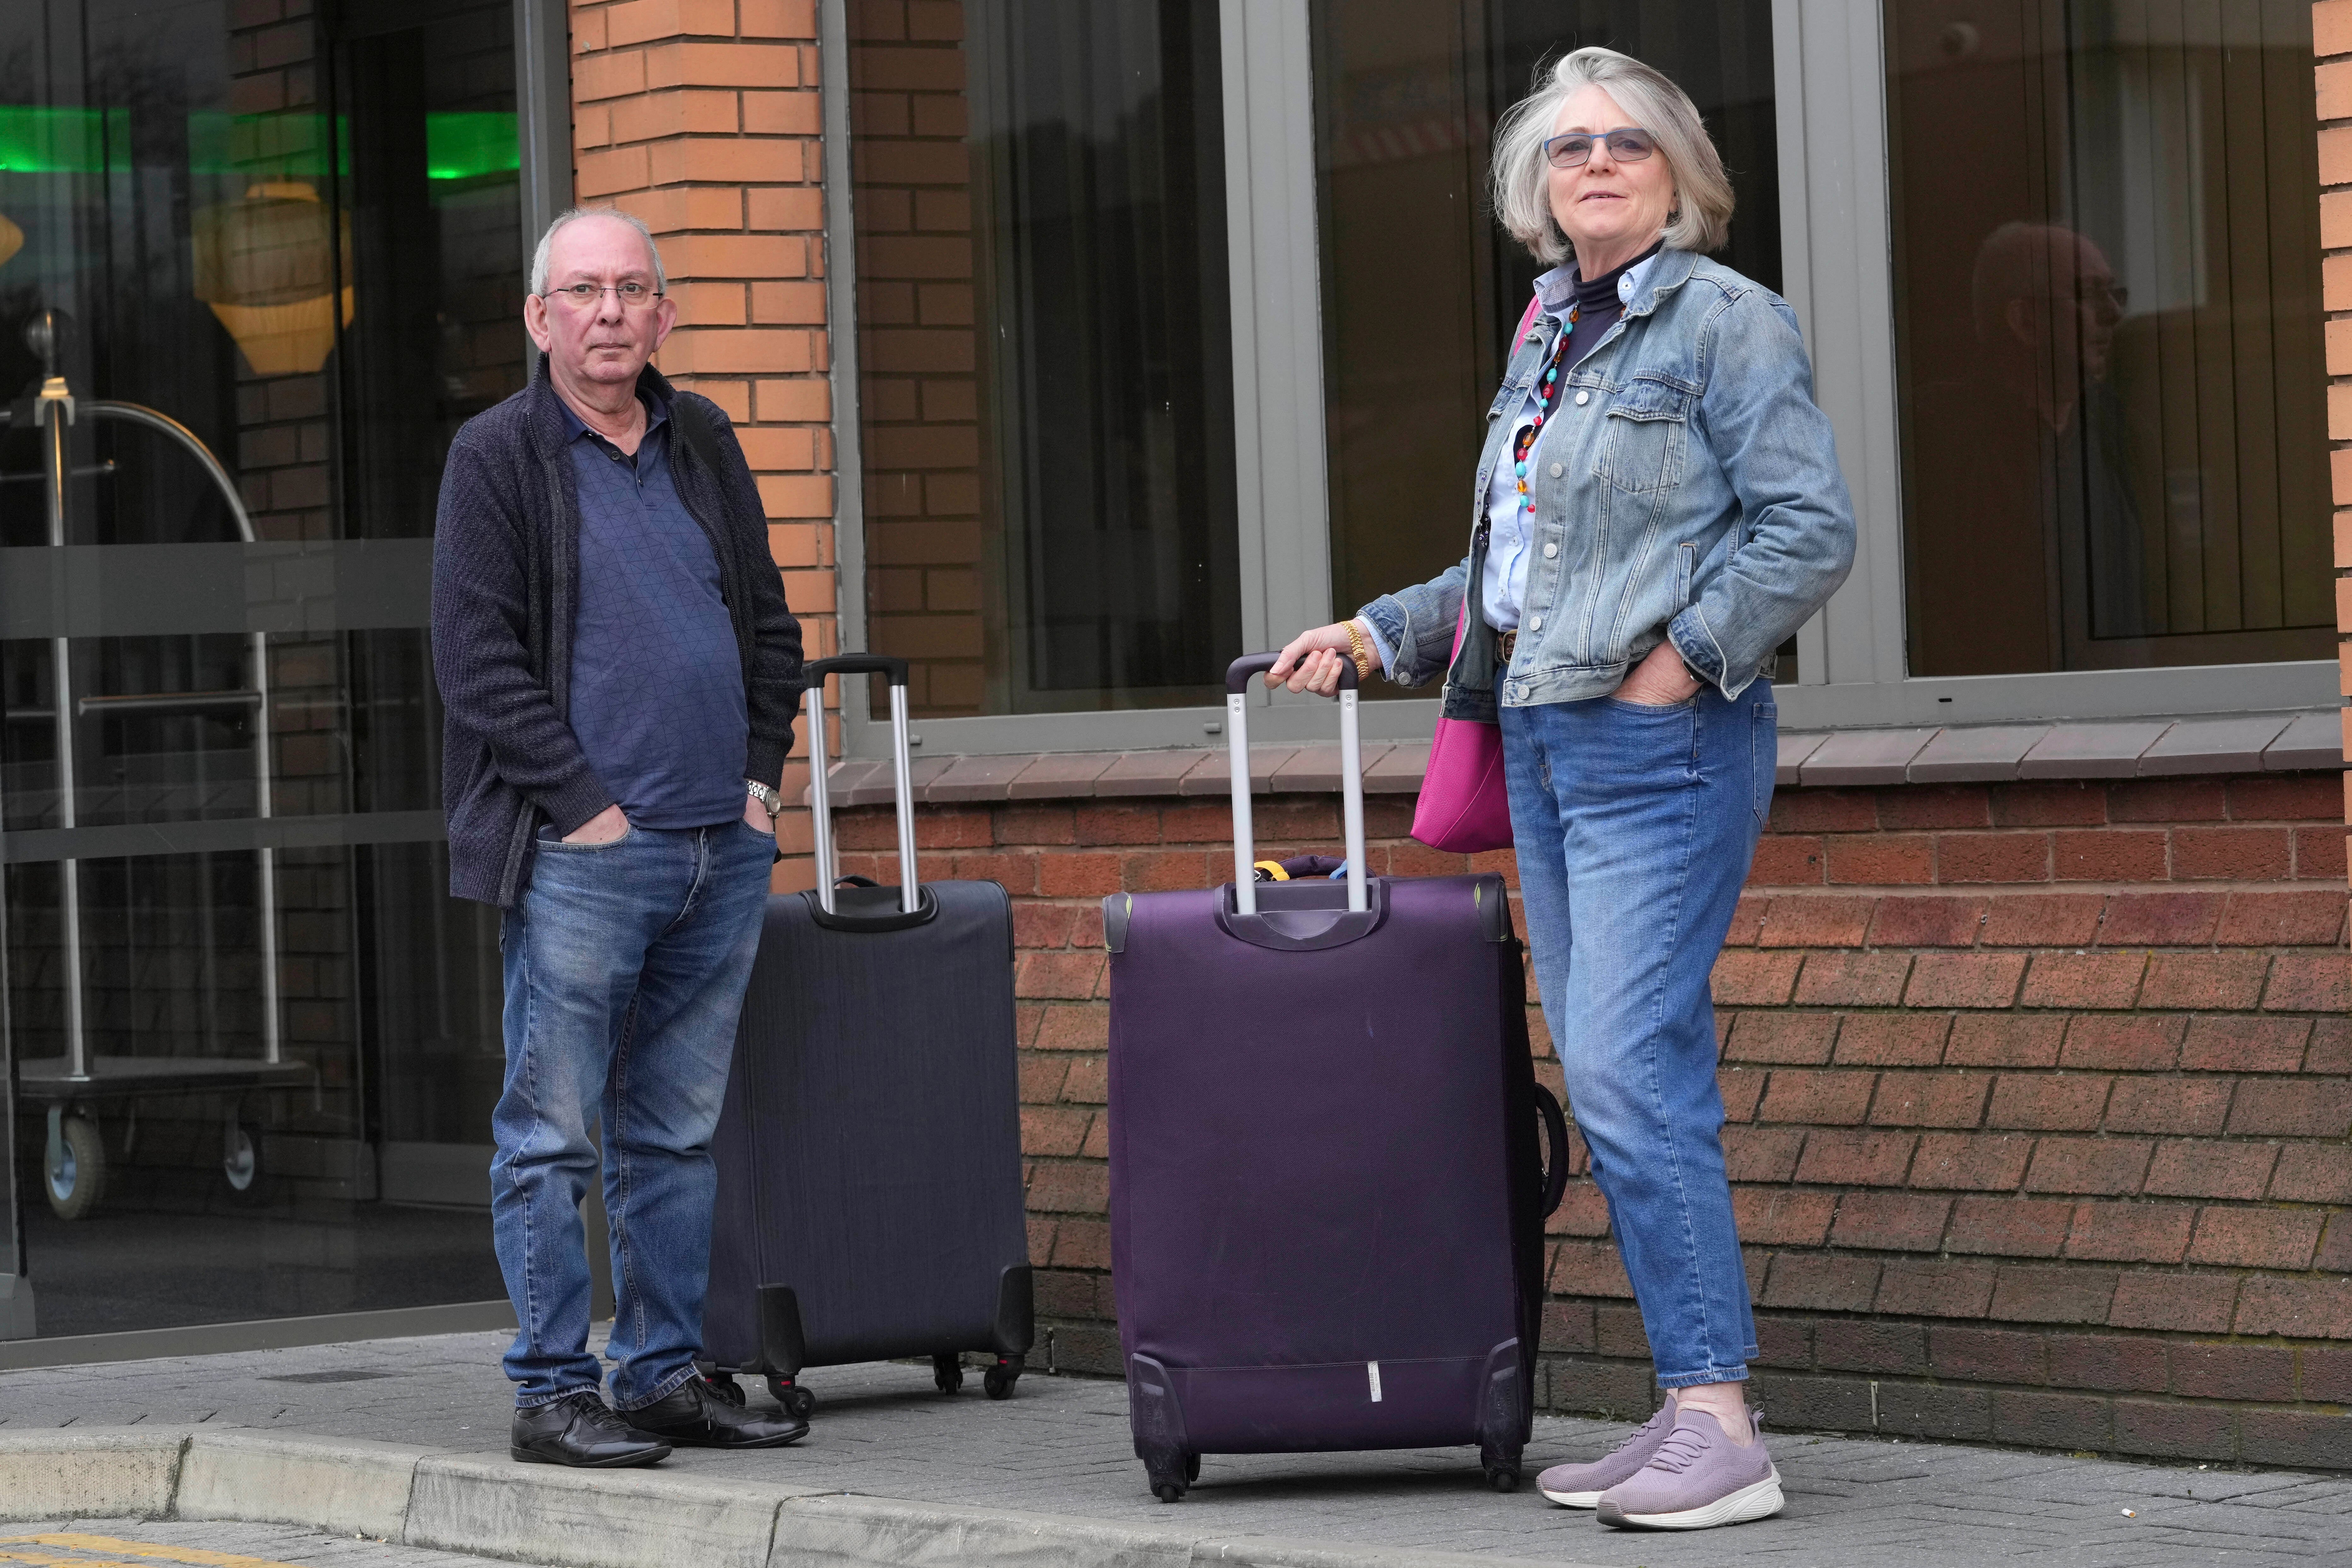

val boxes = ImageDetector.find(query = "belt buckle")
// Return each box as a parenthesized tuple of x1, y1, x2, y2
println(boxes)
(1497, 629, 1517, 666)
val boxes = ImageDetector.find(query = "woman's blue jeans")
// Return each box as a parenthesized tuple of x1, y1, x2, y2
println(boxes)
(491, 820, 775, 1409)
(1500, 680, 1775, 1388)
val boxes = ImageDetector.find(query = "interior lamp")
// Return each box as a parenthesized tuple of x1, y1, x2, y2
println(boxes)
(0, 212, 21, 270)
(191, 181, 354, 376)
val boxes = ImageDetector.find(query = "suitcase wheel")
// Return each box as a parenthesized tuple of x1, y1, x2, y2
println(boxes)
(983, 1353, 1024, 1400)
(1147, 1452, 1197, 1503)
(706, 1372, 746, 1409)
(932, 1352, 965, 1395)
(765, 1376, 817, 1419)
(1481, 1442, 1522, 1493)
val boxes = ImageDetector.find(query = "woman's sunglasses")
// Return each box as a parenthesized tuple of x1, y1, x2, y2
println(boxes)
(1544, 128, 1658, 168)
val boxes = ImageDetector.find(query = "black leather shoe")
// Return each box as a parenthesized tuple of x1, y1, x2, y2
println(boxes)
(626, 1375, 809, 1448)
(511, 1389, 672, 1467)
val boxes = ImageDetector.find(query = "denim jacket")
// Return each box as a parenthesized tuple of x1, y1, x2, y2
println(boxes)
(1358, 249, 1856, 721)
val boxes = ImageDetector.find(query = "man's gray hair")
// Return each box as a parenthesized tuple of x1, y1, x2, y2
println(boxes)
(529, 206, 668, 296)
(1490, 47, 1735, 266)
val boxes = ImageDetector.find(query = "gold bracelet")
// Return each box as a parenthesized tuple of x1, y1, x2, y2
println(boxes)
(1343, 620, 1374, 680)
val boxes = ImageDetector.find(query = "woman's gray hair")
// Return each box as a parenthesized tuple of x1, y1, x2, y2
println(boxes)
(529, 206, 667, 296)
(1490, 46, 1735, 266)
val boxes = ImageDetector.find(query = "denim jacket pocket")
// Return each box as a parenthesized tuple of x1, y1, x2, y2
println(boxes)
(1594, 377, 1690, 495)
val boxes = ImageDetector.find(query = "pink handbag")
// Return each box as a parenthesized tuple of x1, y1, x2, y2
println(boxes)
(1409, 603, 1515, 852)
(1409, 293, 1543, 855)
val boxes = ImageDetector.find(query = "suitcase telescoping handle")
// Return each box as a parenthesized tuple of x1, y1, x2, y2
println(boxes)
(801, 654, 919, 918)
(1222, 654, 1368, 918)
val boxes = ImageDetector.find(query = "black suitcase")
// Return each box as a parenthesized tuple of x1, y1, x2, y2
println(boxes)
(1105, 654, 1568, 1500)
(702, 654, 1033, 1415)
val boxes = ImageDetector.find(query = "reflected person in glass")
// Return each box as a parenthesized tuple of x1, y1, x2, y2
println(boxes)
(1268, 47, 1855, 1533)
(1909, 222, 2147, 668)
(432, 208, 807, 1466)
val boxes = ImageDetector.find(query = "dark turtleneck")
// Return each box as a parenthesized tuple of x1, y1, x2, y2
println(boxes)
(1558, 241, 1662, 370)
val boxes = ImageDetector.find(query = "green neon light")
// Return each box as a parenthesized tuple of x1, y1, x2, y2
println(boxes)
(425, 112, 520, 181)
(0, 106, 129, 175)
(0, 107, 517, 181)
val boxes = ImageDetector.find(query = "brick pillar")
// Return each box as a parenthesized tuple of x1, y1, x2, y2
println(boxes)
(2327, 3, 2352, 874)
(568, 0, 835, 890)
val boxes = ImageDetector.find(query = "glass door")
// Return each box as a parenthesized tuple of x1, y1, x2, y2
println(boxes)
(0, 0, 518, 1337)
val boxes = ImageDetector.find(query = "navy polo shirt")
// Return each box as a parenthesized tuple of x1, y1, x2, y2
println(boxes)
(560, 390, 748, 830)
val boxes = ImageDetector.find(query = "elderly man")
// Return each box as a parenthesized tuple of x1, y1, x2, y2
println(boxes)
(433, 207, 805, 1466)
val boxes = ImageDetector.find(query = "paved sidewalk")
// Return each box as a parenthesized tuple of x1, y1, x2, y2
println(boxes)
(4, 1520, 494, 1568)
(4, 1330, 2351, 1566)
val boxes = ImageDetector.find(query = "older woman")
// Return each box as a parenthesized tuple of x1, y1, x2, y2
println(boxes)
(1270, 47, 1855, 1532)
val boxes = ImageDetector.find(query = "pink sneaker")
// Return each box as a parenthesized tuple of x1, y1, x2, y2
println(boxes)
(1595, 1405, 1784, 1530)
(1535, 1394, 1679, 1508)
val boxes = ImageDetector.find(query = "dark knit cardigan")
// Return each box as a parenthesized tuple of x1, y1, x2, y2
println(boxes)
(431, 358, 804, 907)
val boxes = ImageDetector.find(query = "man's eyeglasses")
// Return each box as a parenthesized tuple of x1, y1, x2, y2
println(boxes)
(1544, 128, 1658, 169)
(543, 281, 664, 310)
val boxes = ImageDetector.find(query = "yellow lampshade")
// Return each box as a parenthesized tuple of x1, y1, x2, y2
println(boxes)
(191, 181, 355, 375)
(0, 213, 21, 270)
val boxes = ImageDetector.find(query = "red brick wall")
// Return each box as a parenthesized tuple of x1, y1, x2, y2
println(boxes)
(836, 769, 2352, 1469)
(568, 0, 836, 891)
(846, 0, 988, 717)
(2320, 2, 2352, 1023)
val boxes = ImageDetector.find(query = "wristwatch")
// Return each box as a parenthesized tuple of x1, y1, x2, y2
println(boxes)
(745, 779, 784, 818)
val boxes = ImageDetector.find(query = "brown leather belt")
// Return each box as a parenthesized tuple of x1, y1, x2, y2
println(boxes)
(1497, 629, 1517, 665)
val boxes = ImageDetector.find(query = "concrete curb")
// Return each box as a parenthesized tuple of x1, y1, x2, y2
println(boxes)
(0, 1428, 1581, 1568)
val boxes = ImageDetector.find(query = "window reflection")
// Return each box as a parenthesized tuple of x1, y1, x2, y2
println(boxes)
(854, 0, 1242, 717)
(1890, 0, 2333, 675)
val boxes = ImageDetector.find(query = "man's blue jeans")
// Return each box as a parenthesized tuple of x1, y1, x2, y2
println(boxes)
(1500, 681, 1775, 1388)
(491, 819, 774, 1409)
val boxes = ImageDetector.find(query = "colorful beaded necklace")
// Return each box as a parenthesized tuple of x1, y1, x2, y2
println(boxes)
(1510, 303, 1578, 519)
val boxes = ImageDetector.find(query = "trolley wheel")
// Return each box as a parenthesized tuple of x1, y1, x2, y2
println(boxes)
(706, 1372, 746, 1408)
(1481, 1440, 1522, 1494)
(45, 1114, 106, 1221)
(1185, 1452, 1202, 1485)
(221, 1124, 261, 1194)
(1153, 1482, 1185, 1505)
(932, 1353, 964, 1395)
(765, 1379, 817, 1419)
(983, 1352, 1025, 1400)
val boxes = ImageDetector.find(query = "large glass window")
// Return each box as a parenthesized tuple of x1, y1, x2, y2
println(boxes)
(851, 0, 1241, 718)
(1310, 1, 1782, 690)
(1888, 0, 2332, 677)
(0, 0, 520, 1338)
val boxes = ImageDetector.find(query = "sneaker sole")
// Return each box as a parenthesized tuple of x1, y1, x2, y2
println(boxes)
(1596, 1468, 1784, 1531)
(1538, 1486, 1607, 1509)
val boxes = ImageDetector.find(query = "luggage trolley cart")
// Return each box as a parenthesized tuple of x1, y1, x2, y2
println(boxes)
(3, 310, 310, 1219)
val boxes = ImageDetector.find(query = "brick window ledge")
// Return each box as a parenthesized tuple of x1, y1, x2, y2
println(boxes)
(808, 709, 2344, 808)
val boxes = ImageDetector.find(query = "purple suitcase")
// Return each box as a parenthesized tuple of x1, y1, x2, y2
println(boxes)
(1104, 654, 1569, 1502)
